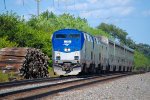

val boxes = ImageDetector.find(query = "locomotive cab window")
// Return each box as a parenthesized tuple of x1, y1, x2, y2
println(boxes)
(55, 34, 67, 38)
(68, 34, 80, 38)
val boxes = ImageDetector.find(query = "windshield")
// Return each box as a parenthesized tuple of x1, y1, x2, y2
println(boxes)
(55, 34, 80, 39)
(55, 34, 67, 38)
(68, 34, 80, 38)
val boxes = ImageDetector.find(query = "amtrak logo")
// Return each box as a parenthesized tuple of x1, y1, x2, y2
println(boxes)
(63, 40, 71, 46)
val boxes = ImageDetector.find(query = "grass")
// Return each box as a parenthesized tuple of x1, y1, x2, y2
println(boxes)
(0, 70, 21, 82)
(0, 71, 9, 82)
(0, 67, 57, 82)
(48, 67, 59, 77)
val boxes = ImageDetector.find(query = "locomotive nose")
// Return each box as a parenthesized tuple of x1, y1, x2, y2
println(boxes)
(54, 50, 80, 64)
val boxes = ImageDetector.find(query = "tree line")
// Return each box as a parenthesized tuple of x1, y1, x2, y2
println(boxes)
(0, 11, 150, 71)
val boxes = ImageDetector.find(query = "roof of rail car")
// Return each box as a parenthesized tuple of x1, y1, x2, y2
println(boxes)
(108, 39, 134, 53)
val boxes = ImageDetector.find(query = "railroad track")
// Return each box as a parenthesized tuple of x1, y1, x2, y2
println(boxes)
(0, 72, 140, 100)
(0, 76, 81, 89)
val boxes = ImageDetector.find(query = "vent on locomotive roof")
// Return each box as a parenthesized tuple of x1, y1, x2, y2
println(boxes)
(96, 36, 109, 44)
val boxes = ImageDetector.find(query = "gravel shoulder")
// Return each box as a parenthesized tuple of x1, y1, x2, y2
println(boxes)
(47, 72, 150, 100)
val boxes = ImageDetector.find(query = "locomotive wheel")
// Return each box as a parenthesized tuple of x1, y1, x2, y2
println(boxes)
(81, 64, 88, 74)
(106, 65, 110, 73)
(113, 66, 116, 72)
(119, 66, 121, 72)
(92, 64, 96, 74)
(96, 67, 101, 74)
(88, 64, 92, 74)
(127, 67, 129, 72)
(123, 67, 125, 72)
(97, 64, 102, 74)
(130, 67, 132, 72)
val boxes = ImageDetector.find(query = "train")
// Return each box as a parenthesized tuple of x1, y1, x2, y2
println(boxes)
(52, 29, 134, 76)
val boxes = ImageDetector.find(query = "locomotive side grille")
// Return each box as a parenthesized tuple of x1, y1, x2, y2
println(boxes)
(74, 56, 79, 60)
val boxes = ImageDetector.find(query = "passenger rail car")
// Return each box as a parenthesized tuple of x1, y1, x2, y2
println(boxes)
(52, 29, 134, 76)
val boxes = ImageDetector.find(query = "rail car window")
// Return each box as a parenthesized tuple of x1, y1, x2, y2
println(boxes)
(94, 38, 96, 43)
(89, 35, 91, 42)
(97, 38, 99, 44)
(55, 34, 67, 38)
(88, 35, 92, 42)
(95, 38, 98, 44)
(90, 36, 93, 42)
(68, 34, 80, 38)
(87, 34, 90, 41)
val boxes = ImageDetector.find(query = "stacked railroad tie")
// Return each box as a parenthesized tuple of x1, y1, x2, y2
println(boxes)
(0, 48, 49, 79)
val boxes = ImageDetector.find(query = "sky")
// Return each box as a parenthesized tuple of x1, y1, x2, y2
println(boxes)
(0, 0, 150, 45)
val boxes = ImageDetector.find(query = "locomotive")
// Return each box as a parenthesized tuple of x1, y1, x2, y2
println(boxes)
(52, 29, 134, 76)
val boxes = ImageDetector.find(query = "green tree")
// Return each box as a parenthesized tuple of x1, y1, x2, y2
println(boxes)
(0, 37, 17, 48)
(97, 23, 128, 44)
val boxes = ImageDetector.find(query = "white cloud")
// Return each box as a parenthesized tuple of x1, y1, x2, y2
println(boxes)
(76, 0, 134, 19)
(103, 0, 131, 6)
(80, 6, 134, 19)
(60, 0, 73, 3)
(48, 7, 56, 12)
(47, 7, 62, 15)
(67, 3, 88, 10)
(44, 0, 134, 22)
(87, 0, 98, 4)
(143, 9, 150, 17)
(85, 0, 132, 8)
(15, 0, 28, 5)
(15, 0, 22, 5)
(110, 6, 134, 16)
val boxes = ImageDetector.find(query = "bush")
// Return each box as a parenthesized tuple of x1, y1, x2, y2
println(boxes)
(134, 51, 150, 71)
(0, 36, 17, 48)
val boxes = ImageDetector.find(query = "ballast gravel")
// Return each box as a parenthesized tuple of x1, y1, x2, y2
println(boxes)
(50, 72, 150, 100)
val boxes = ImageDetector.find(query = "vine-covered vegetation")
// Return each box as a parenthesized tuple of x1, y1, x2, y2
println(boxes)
(0, 11, 150, 71)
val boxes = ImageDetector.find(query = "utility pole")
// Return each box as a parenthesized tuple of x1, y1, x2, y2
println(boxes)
(4, 0, 7, 9)
(36, 0, 41, 16)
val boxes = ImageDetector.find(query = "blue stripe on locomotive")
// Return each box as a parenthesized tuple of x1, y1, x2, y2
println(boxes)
(52, 29, 85, 53)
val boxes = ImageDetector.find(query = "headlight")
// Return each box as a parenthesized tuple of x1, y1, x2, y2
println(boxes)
(57, 53, 60, 56)
(68, 48, 70, 51)
(75, 52, 78, 56)
(64, 48, 67, 51)
(64, 48, 71, 52)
